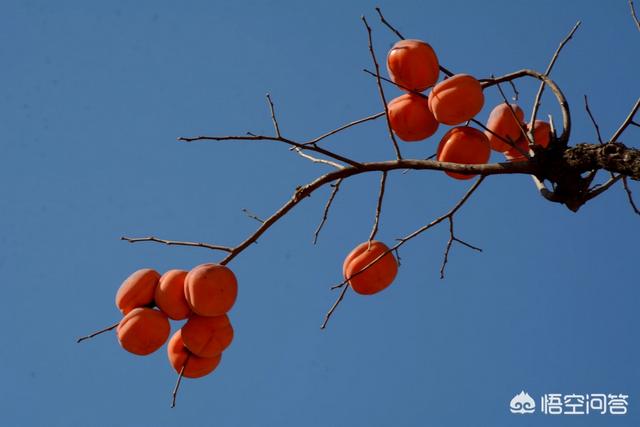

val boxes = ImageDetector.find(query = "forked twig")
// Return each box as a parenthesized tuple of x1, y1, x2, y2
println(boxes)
(440, 217, 482, 279)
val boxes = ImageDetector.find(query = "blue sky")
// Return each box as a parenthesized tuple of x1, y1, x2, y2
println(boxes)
(1, 1, 638, 426)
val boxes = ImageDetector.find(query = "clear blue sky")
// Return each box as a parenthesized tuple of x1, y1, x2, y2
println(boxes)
(1, 1, 638, 426)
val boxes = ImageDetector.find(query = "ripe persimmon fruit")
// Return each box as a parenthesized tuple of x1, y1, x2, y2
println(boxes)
(484, 103, 525, 152)
(117, 307, 170, 356)
(184, 263, 238, 316)
(387, 93, 439, 142)
(155, 269, 191, 320)
(181, 314, 233, 358)
(428, 74, 484, 125)
(436, 126, 490, 180)
(115, 268, 160, 315)
(343, 241, 398, 295)
(167, 330, 222, 379)
(387, 39, 439, 92)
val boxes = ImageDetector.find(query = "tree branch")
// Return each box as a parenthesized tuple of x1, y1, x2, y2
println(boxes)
(313, 179, 343, 244)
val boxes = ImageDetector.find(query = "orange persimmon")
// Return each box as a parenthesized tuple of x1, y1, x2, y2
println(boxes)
(484, 103, 525, 152)
(386, 39, 439, 92)
(503, 120, 551, 161)
(387, 93, 439, 142)
(343, 241, 398, 295)
(530, 120, 551, 148)
(115, 268, 160, 315)
(155, 269, 191, 320)
(436, 126, 490, 180)
(184, 263, 238, 316)
(181, 314, 233, 358)
(167, 330, 222, 379)
(428, 74, 484, 125)
(117, 307, 170, 356)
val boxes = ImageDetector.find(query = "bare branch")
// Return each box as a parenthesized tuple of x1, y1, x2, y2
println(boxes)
(242, 208, 264, 223)
(529, 21, 581, 132)
(622, 176, 640, 215)
(508, 80, 519, 101)
(265, 93, 282, 138)
(368, 172, 388, 242)
(630, 0, 640, 32)
(313, 179, 343, 244)
(179, 133, 363, 169)
(121, 236, 233, 253)
(76, 321, 119, 343)
(610, 98, 640, 143)
(361, 15, 403, 160)
(583, 175, 623, 202)
(301, 112, 385, 146)
(584, 95, 604, 144)
(293, 148, 345, 169)
(320, 283, 350, 329)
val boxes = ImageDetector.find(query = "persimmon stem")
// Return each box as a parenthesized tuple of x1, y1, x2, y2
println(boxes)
(171, 354, 190, 408)
(76, 321, 119, 343)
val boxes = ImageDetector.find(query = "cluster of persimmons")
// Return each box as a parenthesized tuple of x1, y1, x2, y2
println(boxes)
(346, 39, 552, 295)
(387, 39, 551, 178)
(115, 264, 237, 379)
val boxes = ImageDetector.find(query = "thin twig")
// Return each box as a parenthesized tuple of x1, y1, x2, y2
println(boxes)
(293, 148, 344, 169)
(266, 93, 282, 138)
(529, 21, 581, 134)
(630, 0, 640, 32)
(320, 282, 350, 329)
(508, 80, 519, 101)
(610, 98, 640, 143)
(121, 236, 233, 252)
(583, 175, 623, 202)
(622, 176, 640, 215)
(584, 95, 604, 144)
(313, 179, 343, 244)
(171, 354, 190, 408)
(362, 15, 403, 160)
(301, 112, 385, 146)
(368, 172, 388, 242)
(242, 208, 264, 223)
(76, 321, 119, 343)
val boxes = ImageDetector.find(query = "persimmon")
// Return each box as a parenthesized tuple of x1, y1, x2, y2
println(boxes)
(184, 263, 238, 316)
(117, 307, 170, 356)
(436, 126, 490, 180)
(484, 103, 525, 152)
(115, 268, 160, 315)
(386, 39, 439, 92)
(530, 120, 551, 148)
(181, 314, 233, 358)
(387, 93, 439, 142)
(343, 241, 398, 295)
(167, 330, 222, 379)
(428, 74, 484, 125)
(155, 269, 191, 320)
(503, 120, 551, 161)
